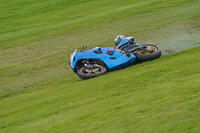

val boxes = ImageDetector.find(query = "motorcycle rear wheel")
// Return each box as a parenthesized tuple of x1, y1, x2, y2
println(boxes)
(134, 44, 161, 62)
(77, 64, 107, 79)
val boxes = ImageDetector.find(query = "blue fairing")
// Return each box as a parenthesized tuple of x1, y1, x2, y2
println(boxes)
(115, 37, 133, 49)
(71, 47, 136, 72)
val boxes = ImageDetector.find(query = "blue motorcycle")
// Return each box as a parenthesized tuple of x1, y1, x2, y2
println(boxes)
(70, 37, 161, 79)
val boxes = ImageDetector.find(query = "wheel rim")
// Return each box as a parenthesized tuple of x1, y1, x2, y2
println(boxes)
(135, 45, 157, 54)
(80, 64, 104, 75)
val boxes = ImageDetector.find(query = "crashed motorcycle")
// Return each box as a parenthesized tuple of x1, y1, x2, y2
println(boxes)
(70, 37, 161, 79)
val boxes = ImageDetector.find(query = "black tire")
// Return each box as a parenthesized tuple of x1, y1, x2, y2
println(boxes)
(134, 44, 161, 62)
(77, 65, 107, 79)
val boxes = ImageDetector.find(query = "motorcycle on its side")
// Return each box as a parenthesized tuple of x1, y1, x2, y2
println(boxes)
(70, 37, 161, 79)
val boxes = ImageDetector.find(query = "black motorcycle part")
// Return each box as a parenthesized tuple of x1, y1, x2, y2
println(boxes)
(127, 45, 146, 53)
(134, 44, 161, 62)
(128, 37, 135, 45)
(80, 45, 87, 52)
(93, 47, 102, 54)
(107, 50, 114, 55)
(77, 65, 107, 79)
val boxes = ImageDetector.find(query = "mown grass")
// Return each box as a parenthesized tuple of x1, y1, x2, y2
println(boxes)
(0, 0, 200, 132)
(0, 46, 199, 133)
(0, 0, 199, 49)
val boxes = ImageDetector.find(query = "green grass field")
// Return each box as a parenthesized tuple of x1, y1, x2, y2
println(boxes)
(0, 0, 200, 132)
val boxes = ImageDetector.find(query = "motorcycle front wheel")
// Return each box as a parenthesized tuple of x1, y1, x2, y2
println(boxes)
(77, 64, 107, 79)
(134, 44, 161, 62)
